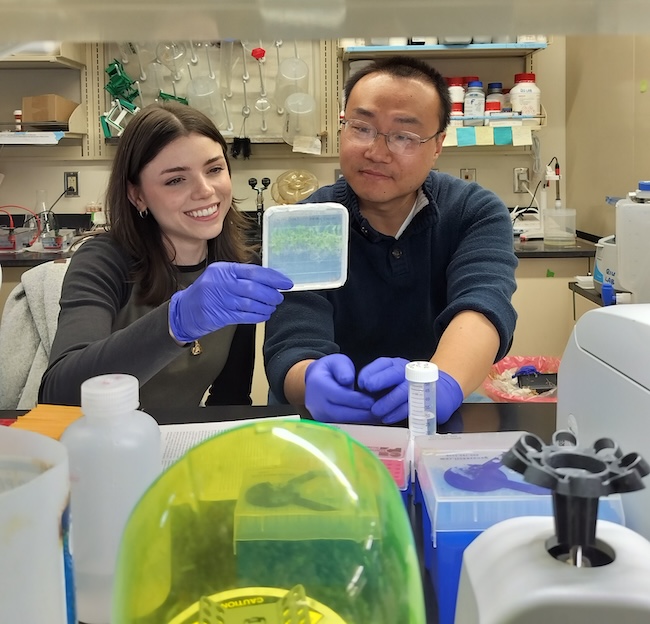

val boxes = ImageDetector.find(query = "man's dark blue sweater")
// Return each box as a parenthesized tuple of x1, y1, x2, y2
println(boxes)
(264, 171, 518, 403)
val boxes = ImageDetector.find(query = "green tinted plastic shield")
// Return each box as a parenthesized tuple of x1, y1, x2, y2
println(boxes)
(113, 419, 425, 623)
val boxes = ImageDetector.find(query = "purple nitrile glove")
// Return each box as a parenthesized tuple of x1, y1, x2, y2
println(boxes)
(169, 262, 293, 342)
(357, 357, 410, 425)
(304, 354, 376, 424)
(358, 358, 465, 425)
(436, 370, 464, 424)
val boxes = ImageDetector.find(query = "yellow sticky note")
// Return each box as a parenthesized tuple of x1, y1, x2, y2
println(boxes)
(641, 79, 648, 94)
(442, 127, 458, 147)
(474, 126, 494, 145)
(512, 126, 533, 146)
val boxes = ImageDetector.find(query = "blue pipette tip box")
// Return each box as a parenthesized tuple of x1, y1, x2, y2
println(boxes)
(262, 202, 349, 291)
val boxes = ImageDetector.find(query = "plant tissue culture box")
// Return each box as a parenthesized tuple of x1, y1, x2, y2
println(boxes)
(263, 202, 349, 291)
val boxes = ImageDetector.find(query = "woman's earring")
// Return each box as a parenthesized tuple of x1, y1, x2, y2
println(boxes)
(138, 207, 149, 219)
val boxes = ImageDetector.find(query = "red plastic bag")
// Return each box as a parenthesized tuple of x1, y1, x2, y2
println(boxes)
(482, 355, 561, 403)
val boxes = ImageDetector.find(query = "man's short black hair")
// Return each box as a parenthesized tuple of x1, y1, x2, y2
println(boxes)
(343, 56, 452, 132)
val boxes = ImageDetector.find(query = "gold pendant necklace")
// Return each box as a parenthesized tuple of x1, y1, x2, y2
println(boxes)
(191, 340, 202, 356)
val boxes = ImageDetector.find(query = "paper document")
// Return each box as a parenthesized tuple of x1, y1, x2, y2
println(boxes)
(160, 415, 300, 470)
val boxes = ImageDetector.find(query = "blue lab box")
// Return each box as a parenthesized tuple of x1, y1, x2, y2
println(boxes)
(417, 450, 625, 624)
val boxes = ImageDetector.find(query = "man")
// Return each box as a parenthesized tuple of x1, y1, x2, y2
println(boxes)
(264, 56, 518, 425)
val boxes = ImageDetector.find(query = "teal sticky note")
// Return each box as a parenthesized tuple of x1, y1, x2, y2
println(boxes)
(456, 127, 476, 147)
(493, 127, 513, 145)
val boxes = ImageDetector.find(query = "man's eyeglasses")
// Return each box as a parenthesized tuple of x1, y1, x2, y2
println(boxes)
(340, 118, 442, 155)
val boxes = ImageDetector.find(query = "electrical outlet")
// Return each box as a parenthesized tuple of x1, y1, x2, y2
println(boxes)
(513, 167, 529, 193)
(460, 168, 477, 182)
(64, 171, 79, 197)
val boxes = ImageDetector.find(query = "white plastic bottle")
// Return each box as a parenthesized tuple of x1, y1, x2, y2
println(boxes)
(510, 72, 541, 125)
(486, 82, 504, 110)
(406, 361, 439, 436)
(615, 181, 650, 303)
(449, 101, 464, 127)
(447, 76, 465, 104)
(61, 374, 161, 624)
(463, 80, 485, 127)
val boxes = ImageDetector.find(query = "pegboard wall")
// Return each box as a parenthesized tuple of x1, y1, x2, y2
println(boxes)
(106, 40, 323, 145)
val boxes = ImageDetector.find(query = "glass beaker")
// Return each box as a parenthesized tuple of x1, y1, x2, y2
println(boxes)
(282, 92, 317, 145)
(274, 57, 309, 114)
(34, 189, 51, 232)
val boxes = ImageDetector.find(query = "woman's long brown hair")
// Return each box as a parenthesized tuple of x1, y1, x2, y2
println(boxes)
(106, 101, 254, 306)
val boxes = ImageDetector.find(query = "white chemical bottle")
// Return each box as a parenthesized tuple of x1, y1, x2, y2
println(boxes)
(616, 180, 650, 303)
(463, 81, 485, 127)
(510, 72, 541, 125)
(406, 361, 439, 436)
(60, 374, 161, 624)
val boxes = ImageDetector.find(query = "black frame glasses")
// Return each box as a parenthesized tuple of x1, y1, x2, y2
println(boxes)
(340, 118, 442, 155)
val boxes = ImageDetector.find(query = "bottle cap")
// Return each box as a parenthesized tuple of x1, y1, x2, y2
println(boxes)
(514, 72, 536, 83)
(81, 374, 140, 417)
(447, 76, 463, 86)
(467, 80, 483, 88)
(405, 361, 439, 383)
(487, 82, 503, 90)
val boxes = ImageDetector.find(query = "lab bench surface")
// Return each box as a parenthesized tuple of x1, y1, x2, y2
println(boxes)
(514, 238, 596, 259)
(1, 235, 596, 268)
(0, 249, 71, 267)
(1, 401, 556, 624)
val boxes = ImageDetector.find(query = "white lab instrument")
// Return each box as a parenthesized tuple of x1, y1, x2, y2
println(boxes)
(455, 517, 650, 624)
(592, 234, 617, 293)
(557, 304, 650, 539)
(455, 430, 650, 624)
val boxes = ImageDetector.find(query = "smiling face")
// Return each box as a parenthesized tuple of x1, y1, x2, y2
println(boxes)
(127, 132, 232, 265)
(340, 72, 445, 225)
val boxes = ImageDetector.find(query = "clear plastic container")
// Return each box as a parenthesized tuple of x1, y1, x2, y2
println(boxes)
(543, 207, 576, 245)
(0, 427, 73, 624)
(282, 92, 317, 145)
(406, 361, 438, 436)
(263, 202, 349, 290)
(60, 374, 161, 624)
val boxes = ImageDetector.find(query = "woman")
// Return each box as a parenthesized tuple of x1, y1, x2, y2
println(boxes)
(39, 102, 292, 409)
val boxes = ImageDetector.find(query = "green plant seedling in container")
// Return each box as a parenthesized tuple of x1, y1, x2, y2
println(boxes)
(262, 202, 349, 291)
